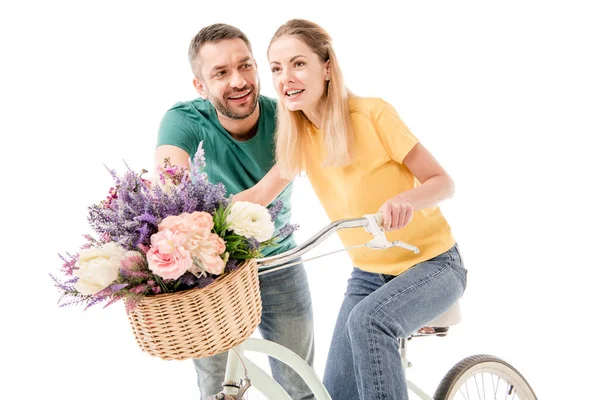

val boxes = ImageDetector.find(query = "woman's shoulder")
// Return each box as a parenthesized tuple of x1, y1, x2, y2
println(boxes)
(348, 96, 395, 120)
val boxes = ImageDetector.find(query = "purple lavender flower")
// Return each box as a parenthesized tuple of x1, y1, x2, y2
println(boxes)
(109, 283, 129, 291)
(247, 237, 260, 252)
(53, 140, 256, 311)
(276, 223, 299, 241)
(268, 199, 283, 221)
(224, 258, 239, 274)
(177, 272, 199, 288)
(49, 274, 78, 292)
(195, 275, 216, 289)
(190, 141, 207, 182)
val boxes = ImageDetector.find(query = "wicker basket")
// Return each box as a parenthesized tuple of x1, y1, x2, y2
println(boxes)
(127, 259, 262, 361)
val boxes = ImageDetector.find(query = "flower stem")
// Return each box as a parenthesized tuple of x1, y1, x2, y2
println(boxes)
(153, 275, 170, 293)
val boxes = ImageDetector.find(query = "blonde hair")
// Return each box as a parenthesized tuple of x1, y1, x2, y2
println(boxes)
(269, 19, 354, 179)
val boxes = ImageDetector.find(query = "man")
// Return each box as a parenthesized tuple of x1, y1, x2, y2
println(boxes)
(155, 24, 315, 400)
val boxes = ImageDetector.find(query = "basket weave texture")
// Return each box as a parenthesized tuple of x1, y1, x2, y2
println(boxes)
(127, 259, 261, 360)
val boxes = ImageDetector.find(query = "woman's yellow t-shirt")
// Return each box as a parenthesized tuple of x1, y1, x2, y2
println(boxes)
(304, 96, 456, 275)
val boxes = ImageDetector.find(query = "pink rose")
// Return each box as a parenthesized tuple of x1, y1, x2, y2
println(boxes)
(147, 229, 193, 280)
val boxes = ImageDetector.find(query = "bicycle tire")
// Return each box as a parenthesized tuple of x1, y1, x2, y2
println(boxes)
(433, 354, 537, 400)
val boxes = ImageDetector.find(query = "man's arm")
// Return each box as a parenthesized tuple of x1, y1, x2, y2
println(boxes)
(155, 144, 191, 169)
(232, 162, 292, 207)
(155, 143, 291, 207)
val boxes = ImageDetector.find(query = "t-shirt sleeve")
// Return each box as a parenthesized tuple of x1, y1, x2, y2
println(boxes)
(373, 100, 419, 164)
(156, 108, 200, 158)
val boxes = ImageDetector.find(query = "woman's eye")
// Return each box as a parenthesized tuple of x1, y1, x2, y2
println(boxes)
(294, 61, 305, 67)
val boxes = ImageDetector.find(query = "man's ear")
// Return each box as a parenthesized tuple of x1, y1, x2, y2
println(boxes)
(193, 77, 209, 100)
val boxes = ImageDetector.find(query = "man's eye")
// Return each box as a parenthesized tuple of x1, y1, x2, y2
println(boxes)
(215, 71, 226, 77)
(242, 63, 252, 69)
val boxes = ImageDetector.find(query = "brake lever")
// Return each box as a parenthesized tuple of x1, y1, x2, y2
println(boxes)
(363, 214, 420, 254)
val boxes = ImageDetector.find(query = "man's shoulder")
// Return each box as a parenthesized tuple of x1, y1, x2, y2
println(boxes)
(164, 97, 213, 119)
(157, 98, 214, 149)
(259, 95, 278, 115)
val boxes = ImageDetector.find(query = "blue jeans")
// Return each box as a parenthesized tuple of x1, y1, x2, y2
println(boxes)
(323, 244, 467, 400)
(193, 263, 315, 400)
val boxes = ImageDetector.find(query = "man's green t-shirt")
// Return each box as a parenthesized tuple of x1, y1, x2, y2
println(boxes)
(156, 95, 295, 256)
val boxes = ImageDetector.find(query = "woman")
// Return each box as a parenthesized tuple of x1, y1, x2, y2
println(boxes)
(239, 19, 468, 400)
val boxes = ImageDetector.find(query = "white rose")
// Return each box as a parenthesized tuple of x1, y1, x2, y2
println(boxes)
(226, 201, 275, 242)
(74, 242, 128, 295)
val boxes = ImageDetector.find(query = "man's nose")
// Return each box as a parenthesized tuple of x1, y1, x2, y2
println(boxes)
(230, 70, 246, 89)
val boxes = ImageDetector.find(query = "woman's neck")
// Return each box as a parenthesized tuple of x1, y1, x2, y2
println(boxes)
(302, 99, 326, 130)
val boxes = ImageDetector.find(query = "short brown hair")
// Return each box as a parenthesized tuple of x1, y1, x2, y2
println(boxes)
(188, 23, 253, 78)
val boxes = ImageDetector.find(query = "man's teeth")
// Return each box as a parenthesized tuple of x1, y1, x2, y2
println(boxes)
(286, 89, 303, 96)
(230, 91, 250, 99)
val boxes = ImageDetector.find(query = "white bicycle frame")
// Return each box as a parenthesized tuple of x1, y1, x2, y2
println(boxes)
(212, 214, 438, 400)
(219, 336, 434, 400)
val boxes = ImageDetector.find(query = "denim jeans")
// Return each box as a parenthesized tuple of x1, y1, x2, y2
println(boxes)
(323, 244, 467, 400)
(193, 263, 315, 400)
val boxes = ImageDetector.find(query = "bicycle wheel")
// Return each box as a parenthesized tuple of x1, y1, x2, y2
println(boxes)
(433, 354, 537, 400)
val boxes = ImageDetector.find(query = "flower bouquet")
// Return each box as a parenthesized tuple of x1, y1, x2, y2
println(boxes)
(51, 142, 294, 360)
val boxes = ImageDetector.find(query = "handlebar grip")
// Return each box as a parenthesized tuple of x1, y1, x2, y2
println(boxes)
(365, 213, 384, 226)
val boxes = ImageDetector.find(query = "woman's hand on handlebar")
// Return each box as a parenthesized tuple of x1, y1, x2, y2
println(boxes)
(377, 197, 414, 231)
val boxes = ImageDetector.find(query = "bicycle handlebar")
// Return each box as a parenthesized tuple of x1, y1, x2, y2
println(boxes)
(255, 213, 419, 273)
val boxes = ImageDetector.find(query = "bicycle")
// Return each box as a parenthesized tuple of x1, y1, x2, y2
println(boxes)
(207, 214, 538, 400)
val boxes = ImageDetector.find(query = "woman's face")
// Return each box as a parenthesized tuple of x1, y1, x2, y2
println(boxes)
(268, 36, 329, 112)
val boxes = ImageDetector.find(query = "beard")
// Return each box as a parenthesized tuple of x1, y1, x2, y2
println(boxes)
(208, 82, 260, 120)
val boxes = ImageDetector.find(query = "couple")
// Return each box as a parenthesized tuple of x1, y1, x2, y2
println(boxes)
(155, 19, 467, 400)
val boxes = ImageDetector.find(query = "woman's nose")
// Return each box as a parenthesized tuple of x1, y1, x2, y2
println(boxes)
(278, 66, 292, 83)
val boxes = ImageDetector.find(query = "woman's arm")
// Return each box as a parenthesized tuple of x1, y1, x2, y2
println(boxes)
(232, 162, 293, 207)
(378, 142, 455, 231)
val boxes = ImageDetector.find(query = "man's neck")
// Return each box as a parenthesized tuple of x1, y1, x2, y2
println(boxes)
(217, 104, 261, 142)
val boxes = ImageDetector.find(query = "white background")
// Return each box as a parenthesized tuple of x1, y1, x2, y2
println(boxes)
(2, 1, 599, 399)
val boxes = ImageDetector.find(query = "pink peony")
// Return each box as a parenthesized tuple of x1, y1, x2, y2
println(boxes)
(146, 229, 193, 280)
(190, 233, 227, 275)
(158, 211, 214, 239)
(153, 212, 225, 276)
(157, 215, 185, 232)
(180, 211, 214, 236)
